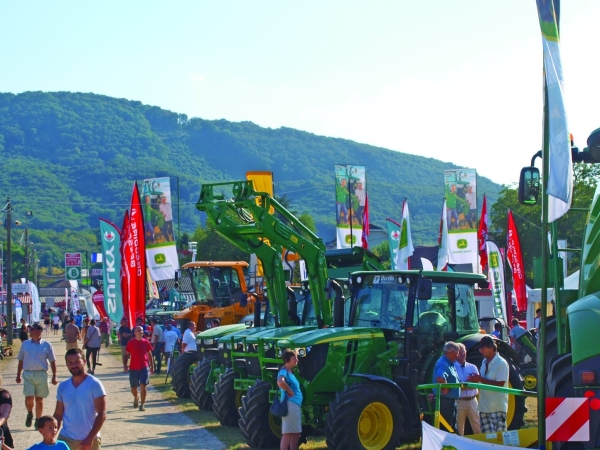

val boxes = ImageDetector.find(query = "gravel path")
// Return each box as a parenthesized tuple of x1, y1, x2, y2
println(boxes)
(3, 330, 226, 450)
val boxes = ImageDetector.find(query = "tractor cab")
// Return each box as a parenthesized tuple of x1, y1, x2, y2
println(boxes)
(349, 271, 483, 373)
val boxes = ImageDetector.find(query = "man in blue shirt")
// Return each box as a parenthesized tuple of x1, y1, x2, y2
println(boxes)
(74, 311, 83, 329)
(429, 341, 460, 433)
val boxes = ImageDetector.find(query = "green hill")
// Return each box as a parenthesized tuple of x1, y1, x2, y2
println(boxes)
(0, 91, 501, 267)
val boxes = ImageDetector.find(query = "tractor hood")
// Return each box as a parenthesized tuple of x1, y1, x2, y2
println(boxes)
(275, 326, 385, 347)
(195, 323, 247, 341)
(567, 292, 600, 365)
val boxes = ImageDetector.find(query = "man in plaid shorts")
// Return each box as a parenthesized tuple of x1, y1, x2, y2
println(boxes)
(467, 336, 509, 433)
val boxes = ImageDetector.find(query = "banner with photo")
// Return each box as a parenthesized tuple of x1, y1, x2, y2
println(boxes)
(444, 169, 478, 270)
(141, 177, 180, 281)
(334, 165, 366, 249)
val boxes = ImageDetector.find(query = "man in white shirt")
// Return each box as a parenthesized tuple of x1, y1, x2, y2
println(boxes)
(467, 336, 509, 433)
(454, 343, 481, 435)
(162, 323, 179, 365)
(181, 322, 197, 353)
(150, 318, 164, 374)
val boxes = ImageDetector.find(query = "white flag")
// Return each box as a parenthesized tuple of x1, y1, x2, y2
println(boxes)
(437, 200, 449, 271)
(396, 200, 414, 270)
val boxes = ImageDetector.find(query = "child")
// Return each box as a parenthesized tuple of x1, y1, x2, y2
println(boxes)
(26, 416, 70, 450)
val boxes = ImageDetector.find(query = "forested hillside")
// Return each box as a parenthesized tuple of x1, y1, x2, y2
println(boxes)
(0, 91, 502, 267)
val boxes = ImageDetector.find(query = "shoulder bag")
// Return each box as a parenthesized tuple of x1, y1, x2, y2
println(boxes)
(270, 372, 289, 417)
(84, 327, 97, 350)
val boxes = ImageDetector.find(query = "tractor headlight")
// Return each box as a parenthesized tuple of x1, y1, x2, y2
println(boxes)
(203, 339, 214, 345)
(298, 348, 306, 357)
(225, 343, 232, 349)
(277, 348, 283, 357)
(218, 343, 225, 350)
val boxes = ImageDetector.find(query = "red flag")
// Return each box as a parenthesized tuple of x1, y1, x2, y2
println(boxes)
(92, 290, 108, 319)
(507, 210, 527, 312)
(361, 194, 369, 248)
(128, 181, 146, 324)
(120, 210, 131, 327)
(478, 195, 489, 275)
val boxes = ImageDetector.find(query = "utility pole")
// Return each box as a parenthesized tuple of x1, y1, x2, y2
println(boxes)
(6, 198, 12, 344)
(24, 227, 29, 283)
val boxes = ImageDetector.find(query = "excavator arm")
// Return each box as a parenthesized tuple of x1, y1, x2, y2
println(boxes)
(197, 180, 331, 328)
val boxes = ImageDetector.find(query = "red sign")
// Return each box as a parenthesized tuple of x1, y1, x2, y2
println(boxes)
(65, 253, 82, 267)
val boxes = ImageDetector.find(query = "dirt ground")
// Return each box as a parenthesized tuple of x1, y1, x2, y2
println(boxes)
(2, 330, 226, 450)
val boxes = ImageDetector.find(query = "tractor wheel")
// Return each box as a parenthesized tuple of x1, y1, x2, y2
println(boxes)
(324, 382, 405, 450)
(171, 351, 198, 398)
(467, 353, 527, 430)
(190, 356, 216, 410)
(520, 368, 538, 392)
(238, 380, 280, 449)
(547, 354, 585, 450)
(212, 369, 244, 426)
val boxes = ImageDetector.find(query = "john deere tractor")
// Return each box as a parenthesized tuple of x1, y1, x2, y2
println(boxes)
(187, 180, 370, 424)
(238, 270, 527, 449)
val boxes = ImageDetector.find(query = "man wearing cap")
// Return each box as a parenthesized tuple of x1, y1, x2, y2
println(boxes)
(454, 342, 481, 435)
(428, 341, 460, 432)
(467, 336, 509, 433)
(16, 323, 58, 428)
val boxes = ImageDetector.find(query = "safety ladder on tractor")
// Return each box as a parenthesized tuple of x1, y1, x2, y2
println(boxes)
(417, 382, 537, 448)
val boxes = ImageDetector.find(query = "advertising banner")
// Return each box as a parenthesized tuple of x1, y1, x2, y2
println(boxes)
(99, 219, 123, 324)
(444, 169, 478, 270)
(478, 195, 489, 275)
(127, 182, 146, 323)
(437, 200, 449, 271)
(488, 240, 508, 323)
(507, 210, 527, 312)
(92, 290, 108, 319)
(422, 422, 525, 449)
(141, 177, 179, 281)
(334, 165, 366, 249)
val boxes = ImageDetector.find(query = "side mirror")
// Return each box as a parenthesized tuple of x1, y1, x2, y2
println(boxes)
(518, 167, 540, 206)
(416, 278, 432, 300)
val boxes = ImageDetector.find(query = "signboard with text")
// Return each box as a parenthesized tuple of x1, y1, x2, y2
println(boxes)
(65, 253, 82, 281)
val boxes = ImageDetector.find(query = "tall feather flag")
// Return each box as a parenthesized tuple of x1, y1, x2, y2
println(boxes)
(127, 181, 146, 324)
(536, 0, 572, 222)
(507, 210, 527, 312)
(361, 194, 370, 249)
(386, 219, 402, 270)
(478, 195, 489, 276)
(99, 219, 123, 324)
(396, 200, 414, 270)
(437, 200, 449, 271)
(119, 211, 131, 327)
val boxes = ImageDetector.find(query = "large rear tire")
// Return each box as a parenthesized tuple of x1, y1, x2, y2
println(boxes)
(324, 383, 405, 450)
(171, 351, 198, 398)
(238, 380, 280, 449)
(547, 354, 585, 450)
(190, 356, 216, 410)
(212, 369, 244, 426)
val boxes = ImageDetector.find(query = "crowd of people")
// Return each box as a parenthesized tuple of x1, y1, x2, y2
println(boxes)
(6, 310, 192, 450)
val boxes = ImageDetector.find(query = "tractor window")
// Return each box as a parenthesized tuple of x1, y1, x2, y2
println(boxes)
(353, 283, 408, 330)
(193, 268, 214, 302)
(412, 283, 451, 346)
(454, 284, 479, 332)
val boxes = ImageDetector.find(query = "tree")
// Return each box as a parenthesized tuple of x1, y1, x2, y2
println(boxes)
(371, 240, 392, 270)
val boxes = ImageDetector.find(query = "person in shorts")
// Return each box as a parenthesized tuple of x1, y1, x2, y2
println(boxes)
(125, 326, 154, 412)
(16, 324, 58, 428)
(52, 314, 60, 335)
(467, 336, 509, 433)
(117, 318, 132, 372)
(277, 349, 302, 450)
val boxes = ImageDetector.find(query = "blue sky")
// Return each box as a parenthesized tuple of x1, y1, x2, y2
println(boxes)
(2, 1, 599, 186)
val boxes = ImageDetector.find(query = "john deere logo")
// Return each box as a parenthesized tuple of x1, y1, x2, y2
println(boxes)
(154, 253, 166, 264)
(457, 239, 468, 249)
(345, 234, 356, 245)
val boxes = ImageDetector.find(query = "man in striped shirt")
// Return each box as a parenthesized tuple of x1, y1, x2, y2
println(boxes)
(454, 342, 481, 435)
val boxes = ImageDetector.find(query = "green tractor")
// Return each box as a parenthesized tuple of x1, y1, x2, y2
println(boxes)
(238, 270, 527, 449)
